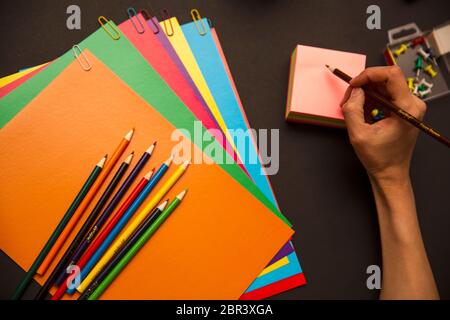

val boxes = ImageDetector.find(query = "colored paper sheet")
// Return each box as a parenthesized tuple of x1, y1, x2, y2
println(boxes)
(0, 22, 287, 226)
(285, 45, 366, 127)
(267, 241, 294, 265)
(159, 17, 236, 159)
(209, 25, 304, 293)
(117, 16, 292, 281)
(0, 23, 294, 296)
(245, 252, 302, 293)
(0, 50, 293, 299)
(179, 18, 278, 207)
(0, 62, 48, 87)
(240, 273, 307, 300)
(117, 15, 241, 170)
(258, 257, 289, 277)
(0, 64, 48, 98)
(0, 20, 294, 284)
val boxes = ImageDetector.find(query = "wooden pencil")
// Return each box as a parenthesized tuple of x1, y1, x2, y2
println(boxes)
(87, 190, 187, 300)
(326, 65, 450, 148)
(36, 142, 156, 299)
(78, 199, 169, 300)
(34, 151, 136, 299)
(76, 160, 189, 295)
(52, 155, 173, 299)
(37, 129, 134, 275)
(10, 155, 107, 300)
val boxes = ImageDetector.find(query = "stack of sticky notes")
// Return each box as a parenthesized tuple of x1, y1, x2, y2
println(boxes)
(0, 8, 306, 300)
(286, 44, 366, 128)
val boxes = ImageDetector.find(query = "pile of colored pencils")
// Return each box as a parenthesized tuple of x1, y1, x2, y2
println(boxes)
(11, 129, 189, 300)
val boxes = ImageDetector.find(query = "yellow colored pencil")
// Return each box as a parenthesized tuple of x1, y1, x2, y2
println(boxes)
(77, 160, 190, 292)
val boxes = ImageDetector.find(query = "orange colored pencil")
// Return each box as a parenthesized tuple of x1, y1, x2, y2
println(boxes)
(36, 129, 134, 275)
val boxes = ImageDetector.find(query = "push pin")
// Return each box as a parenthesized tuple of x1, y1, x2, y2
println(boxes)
(394, 44, 408, 57)
(424, 64, 437, 78)
(425, 48, 438, 66)
(417, 47, 431, 61)
(414, 56, 423, 79)
(413, 84, 420, 96)
(371, 108, 385, 122)
(407, 77, 415, 92)
(419, 78, 433, 89)
(418, 84, 427, 92)
(409, 36, 425, 48)
(419, 88, 432, 98)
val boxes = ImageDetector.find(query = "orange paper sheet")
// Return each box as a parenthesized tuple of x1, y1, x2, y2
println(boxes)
(0, 51, 293, 299)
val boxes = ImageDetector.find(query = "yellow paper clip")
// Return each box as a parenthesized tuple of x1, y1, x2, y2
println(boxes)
(98, 16, 121, 40)
(72, 45, 92, 71)
(161, 9, 174, 37)
(191, 9, 207, 36)
(127, 7, 145, 34)
(140, 9, 160, 34)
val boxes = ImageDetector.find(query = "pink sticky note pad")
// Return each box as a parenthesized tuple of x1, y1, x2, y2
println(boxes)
(286, 45, 366, 128)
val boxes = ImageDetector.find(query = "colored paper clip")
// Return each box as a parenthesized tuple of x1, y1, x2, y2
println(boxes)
(191, 9, 207, 36)
(161, 9, 174, 37)
(127, 7, 145, 34)
(140, 9, 160, 34)
(98, 16, 121, 40)
(72, 45, 92, 71)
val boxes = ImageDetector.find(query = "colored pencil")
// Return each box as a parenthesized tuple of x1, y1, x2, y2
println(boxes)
(88, 190, 187, 300)
(77, 160, 189, 295)
(325, 65, 450, 148)
(36, 142, 156, 299)
(79, 199, 169, 300)
(10, 155, 106, 300)
(35, 151, 137, 299)
(37, 129, 134, 275)
(52, 155, 173, 299)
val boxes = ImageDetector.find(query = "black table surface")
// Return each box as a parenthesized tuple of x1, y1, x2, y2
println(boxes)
(1, 0, 449, 300)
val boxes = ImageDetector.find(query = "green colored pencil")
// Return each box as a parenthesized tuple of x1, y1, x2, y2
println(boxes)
(88, 189, 188, 300)
(11, 155, 107, 300)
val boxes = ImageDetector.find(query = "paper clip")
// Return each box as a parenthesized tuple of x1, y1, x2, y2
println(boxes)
(140, 9, 160, 34)
(72, 45, 92, 71)
(161, 9, 174, 37)
(98, 16, 121, 40)
(127, 7, 145, 34)
(191, 9, 207, 36)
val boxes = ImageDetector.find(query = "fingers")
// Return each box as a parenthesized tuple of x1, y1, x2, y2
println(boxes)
(350, 66, 416, 114)
(341, 88, 366, 135)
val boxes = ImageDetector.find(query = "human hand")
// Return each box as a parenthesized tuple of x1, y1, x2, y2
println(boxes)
(340, 66, 427, 184)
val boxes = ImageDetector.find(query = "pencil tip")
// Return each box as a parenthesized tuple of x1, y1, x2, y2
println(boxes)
(144, 169, 154, 180)
(124, 128, 135, 141)
(158, 199, 169, 211)
(146, 142, 156, 154)
(182, 160, 190, 169)
(177, 189, 188, 200)
(164, 154, 174, 166)
(97, 156, 107, 168)
(124, 152, 134, 164)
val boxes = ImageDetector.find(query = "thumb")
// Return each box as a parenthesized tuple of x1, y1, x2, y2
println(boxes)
(342, 87, 365, 131)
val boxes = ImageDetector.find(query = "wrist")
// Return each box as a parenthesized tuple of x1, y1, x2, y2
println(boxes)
(368, 168, 411, 188)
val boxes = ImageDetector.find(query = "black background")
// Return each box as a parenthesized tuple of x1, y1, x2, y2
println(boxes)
(0, 0, 449, 300)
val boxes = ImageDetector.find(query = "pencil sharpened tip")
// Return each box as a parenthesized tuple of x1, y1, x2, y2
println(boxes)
(177, 189, 188, 200)
(124, 152, 134, 164)
(124, 128, 135, 141)
(97, 156, 108, 168)
(158, 199, 169, 211)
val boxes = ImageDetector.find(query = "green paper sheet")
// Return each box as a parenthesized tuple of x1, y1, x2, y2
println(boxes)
(0, 22, 291, 227)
